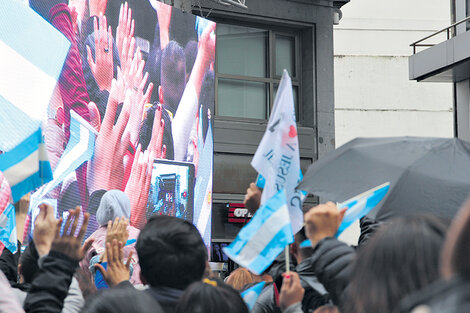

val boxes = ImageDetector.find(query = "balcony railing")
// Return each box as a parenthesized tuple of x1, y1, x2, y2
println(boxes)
(410, 15, 470, 54)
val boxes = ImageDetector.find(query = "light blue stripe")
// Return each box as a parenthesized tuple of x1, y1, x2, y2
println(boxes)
(336, 184, 390, 236)
(226, 190, 287, 256)
(10, 160, 52, 202)
(0, 0, 70, 79)
(44, 115, 95, 195)
(0, 203, 17, 253)
(0, 95, 39, 151)
(248, 223, 294, 274)
(241, 281, 265, 310)
(0, 128, 42, 170)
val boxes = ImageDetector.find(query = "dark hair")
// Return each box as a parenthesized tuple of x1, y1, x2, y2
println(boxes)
(138, 104, 174, 160)
(294, 226, 314, 260)
(343, 215, 448, 313)
(82, 288, 164, 313)
(136, 215, 207, 289)
(175, 279, 249, 313)
(313, 305, 340, 313)
(441, 197, 470, 278)
(161, 41, 186, 114)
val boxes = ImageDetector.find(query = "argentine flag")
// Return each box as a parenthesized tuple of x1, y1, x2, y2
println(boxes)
(241, 282, 265, 311)
(0, 203, 17, 254)
(30, 111, 96, 209)
(223, 190, 294, 275)
(0, 1, 70, 201)
(300, 182, 390, 248)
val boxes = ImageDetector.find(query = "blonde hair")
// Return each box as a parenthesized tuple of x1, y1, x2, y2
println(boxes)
(225, 268, 254, 291)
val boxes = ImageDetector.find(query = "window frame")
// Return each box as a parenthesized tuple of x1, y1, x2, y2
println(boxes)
(215, 23, 302, 121)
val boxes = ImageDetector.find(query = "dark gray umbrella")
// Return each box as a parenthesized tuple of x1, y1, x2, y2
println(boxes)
(298, 137, 470, 220)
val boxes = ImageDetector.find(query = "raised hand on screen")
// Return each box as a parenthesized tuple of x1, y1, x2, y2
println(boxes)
(121, 49, 153, 146)
(87, 15, 114, 92)
(116, 2, 135, 68)
(89, 0, 108, 17)
(125, 145, 154, 229)
(87, 79, 131, 194)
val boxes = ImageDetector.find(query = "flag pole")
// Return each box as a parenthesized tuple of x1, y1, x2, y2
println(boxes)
(285, 246, 290, 274)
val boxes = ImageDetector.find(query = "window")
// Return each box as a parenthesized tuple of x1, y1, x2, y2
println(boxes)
(215, 24, 300, 120)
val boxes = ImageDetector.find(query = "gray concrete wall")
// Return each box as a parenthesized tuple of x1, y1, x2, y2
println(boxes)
(190, 0, 336, 201)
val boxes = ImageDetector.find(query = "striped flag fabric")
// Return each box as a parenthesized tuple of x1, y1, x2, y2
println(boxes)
(0, 203, 17, 254)
(300, 182, 390, 248)
(223, 189, 294, 275)
(0, 0, 70, 201)
(0, 129, 53, 202)
(30, 111, 96, 208)
(241, 281, 266, 311)
(251, 70, 304, 234)
(336, 182, 390, 236)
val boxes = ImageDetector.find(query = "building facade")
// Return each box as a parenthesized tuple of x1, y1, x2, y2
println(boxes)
(163, 0, 347, 253)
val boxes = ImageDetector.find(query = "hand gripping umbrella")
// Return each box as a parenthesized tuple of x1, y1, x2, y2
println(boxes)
(298, 137, 470, 221)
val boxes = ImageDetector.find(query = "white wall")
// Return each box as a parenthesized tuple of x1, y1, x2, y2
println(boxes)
(334, 0, 454, 244)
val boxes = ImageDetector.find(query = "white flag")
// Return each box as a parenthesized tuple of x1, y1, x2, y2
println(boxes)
(251, 70, 304, 233)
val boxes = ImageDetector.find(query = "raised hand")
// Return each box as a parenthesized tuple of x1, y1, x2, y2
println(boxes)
(279, 272, 305, 312)
(51, 207, 92, 261)
(147, 104, 166, 159)
(89, 0, 108, 17)
(95, 239, 133, 287)
(244, 183, 262, 214)
(116, 2, 135, 66)
(101, 217, 129, 261)
(126, 145, 154, 229)
(34, 203, 62, 257)
(304, 202, 347, 247)
(87, 79, 131, 194)
(87, 15, 114, 92)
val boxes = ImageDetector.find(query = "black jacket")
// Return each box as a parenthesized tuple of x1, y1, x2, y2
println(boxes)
(23, 250, 78, 313)
(117, 281, 183, 313)
(400, 276, 470, 313)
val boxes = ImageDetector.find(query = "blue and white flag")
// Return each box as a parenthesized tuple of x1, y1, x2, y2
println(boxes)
(300, 182, 390, 248)
(223, 189, 294, 275)
(195, 118, 213, 248)
(251, 70, 304, 234)
(0, 0, 70, 201)
(0, 129, 53, 202)
(30, 111, 96, 208)
(241, 281, 265, 311)
(336, 182, 390, 236)
(0, 203, 17, 254)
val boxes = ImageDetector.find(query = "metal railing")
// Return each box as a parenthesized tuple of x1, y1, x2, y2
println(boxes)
(410, 15, 470, 54)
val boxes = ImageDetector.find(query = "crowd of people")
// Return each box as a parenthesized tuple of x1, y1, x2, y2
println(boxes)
(2, 173, 470, 312)
(2, 0, 470, 312)
(28, 0, 215, 240)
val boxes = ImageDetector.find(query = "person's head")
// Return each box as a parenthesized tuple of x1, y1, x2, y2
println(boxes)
(160, 41, 186, 114)
(225, 268, 254, 291)
(136, 215, 207, 289)
(292, 227, 314, 264)
(343, 215, 448, 313)
(96, 190, 131, 226)
(441, 197, 470, 278)
(82, 287, 164, 313)
(175, 279, 249, 313)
